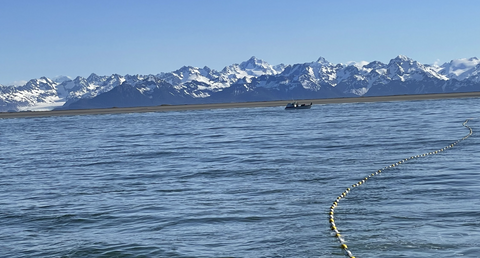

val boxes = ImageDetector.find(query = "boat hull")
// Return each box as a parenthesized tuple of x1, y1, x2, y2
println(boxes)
(285, 102, 312, 110)
(285, 105, 311, 110)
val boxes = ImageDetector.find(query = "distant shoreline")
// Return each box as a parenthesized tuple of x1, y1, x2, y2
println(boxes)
(1, 92, 480, 119)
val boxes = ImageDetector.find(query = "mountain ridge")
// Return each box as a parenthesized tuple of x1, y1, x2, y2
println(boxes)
(1, 55, 479, 112)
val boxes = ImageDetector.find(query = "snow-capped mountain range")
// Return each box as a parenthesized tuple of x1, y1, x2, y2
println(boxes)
(1, 55, 479, 112)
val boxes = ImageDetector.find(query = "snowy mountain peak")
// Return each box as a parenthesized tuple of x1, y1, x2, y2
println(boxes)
(202, 66, 212, 73)
(39, 76, 55, 84)
(440, 57, 480, 80)
(73, 76, 86, 83)
(87, 73, 101, 82)
(239, 56, 268, 70)
(316, 57, 331, 66)
(448, 57, 480, 69)
(52, 75, 72, 83)
(390, 55, 414, 64)
(177, 65, 195, 73)
(22, 77, 57, 90)
(235, 56, 283, 77)
(364, 61, 386, 69)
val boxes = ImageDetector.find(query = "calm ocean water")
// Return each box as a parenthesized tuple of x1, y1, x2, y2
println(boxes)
(1, 98, 479, 258)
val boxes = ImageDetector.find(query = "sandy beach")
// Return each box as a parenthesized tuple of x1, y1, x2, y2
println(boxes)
(1, 92, 480, 119)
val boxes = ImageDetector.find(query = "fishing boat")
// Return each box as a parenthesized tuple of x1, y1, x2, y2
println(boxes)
(285, 102, 312, 110)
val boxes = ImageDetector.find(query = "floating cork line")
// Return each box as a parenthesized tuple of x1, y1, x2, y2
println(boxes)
(329, 119, 473, 258)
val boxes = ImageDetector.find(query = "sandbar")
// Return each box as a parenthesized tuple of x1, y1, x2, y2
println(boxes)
(1, 92, 480, 119)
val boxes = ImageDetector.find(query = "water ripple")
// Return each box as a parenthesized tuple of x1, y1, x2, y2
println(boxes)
(1, 98, 479, 257)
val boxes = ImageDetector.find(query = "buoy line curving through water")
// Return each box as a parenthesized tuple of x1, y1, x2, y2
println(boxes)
(328, 119, 474, 258)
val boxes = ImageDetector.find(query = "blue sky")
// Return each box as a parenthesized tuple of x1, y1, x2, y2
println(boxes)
(1, 0, 479, 85)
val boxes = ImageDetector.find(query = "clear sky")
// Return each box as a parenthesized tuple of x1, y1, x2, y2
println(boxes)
(1, 0, 479, 85)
